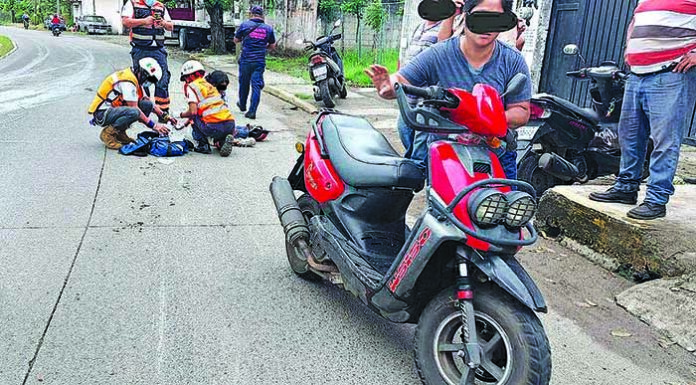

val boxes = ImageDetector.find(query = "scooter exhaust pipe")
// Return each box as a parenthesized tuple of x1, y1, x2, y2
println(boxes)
(538, 153, 579, 182)
(269, 177, 309, 245)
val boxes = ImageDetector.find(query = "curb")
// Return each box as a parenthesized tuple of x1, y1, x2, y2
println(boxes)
(536, 186, 696, 278)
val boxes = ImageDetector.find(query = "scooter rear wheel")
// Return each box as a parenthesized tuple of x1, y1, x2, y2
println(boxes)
(285, 194, 322, 281)
(518, 153, 560, 197)
(414, 285, 551, 385)
(319, 81, 336, 108)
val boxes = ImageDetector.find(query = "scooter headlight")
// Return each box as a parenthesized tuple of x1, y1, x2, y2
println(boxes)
(469, 190, 508, 226)
(504, 191, 537, 228)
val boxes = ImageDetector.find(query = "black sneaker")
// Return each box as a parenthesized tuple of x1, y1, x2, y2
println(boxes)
(244, 112, 256, 120)
(194, 142, 212, 154)
(627, 202, 666, 220)
(588, 187, 638, 205)
(236, 102, 246, 112)
(219, 134, 234, 157)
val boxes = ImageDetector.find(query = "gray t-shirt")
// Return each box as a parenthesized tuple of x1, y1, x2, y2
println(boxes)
(399, 37, 532, 107)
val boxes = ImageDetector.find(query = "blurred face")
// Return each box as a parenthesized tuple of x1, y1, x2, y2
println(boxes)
(465, 0, 505, 47)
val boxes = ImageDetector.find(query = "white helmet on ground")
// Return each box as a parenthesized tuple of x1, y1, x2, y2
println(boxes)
(180, 60, 205, 81)
(137, 57, 163, 82)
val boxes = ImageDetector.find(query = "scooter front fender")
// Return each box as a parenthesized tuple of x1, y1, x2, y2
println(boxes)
(463, 247, 547, 313)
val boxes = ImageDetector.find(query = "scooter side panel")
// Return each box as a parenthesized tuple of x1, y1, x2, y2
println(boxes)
(303, 132, 345, 203)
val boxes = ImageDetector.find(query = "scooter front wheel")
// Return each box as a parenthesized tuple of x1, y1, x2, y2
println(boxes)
(414, 285, 551, 385)
(285, 194, 322, 281)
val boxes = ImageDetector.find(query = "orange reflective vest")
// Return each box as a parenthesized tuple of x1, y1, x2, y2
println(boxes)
(88, 68, 144, 114)
(185, 78, 235, 123)
(129, 0, 166, 48)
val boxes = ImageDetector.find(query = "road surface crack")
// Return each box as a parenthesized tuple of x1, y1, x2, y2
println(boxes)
(21, 147, 108, 385)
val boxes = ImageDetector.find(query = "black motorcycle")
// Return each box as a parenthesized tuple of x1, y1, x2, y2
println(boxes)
(516, 44, 651, 194)
(297, 20, 347, 108)
(52, 25, 61, 36)
(23, 18, 29, 29)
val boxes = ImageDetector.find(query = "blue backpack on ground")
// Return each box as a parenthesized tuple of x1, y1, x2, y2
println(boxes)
(119, 132, 193, 157)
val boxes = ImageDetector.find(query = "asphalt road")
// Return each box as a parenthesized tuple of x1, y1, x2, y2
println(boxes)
(0, 26, 694, 385)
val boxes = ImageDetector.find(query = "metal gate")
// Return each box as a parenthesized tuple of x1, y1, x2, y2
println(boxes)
(539, 0, 696, 146)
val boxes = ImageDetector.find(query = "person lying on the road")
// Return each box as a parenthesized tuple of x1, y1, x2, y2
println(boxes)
(179, 61, 255, 157)
(88, 58, 174, 150)
(205, 70, 270, 142)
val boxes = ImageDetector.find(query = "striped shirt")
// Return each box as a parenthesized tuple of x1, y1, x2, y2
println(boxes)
(626, 0, 696, 74)
(402, 21, 443, 66)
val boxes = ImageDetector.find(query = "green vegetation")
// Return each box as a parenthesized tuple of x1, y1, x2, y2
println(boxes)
(295, 93, 313, 100)
(0, 35, 14, 58)
(267, 48, 399, 87)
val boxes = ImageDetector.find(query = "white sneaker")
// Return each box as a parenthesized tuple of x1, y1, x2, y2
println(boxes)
(232, 137, 256, 147)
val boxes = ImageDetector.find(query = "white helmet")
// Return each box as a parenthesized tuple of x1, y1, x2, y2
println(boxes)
(180, 60, 205, 81)
(137, 57, 163, 82)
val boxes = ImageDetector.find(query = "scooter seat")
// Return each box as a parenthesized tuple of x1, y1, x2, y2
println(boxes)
(321, 114, 425, 191)
(535, 93, 600, 125)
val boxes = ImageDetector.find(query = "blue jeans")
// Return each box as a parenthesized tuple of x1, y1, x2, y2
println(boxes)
(614, 71, 696, 205)
(411, 131, 518, 179)
(131, 47, 171, 112)
(238, 62, 265, 115)
(397, 116, 414, 158)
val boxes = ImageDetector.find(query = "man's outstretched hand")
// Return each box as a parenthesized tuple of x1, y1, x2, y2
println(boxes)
(365, 65, 395, 99)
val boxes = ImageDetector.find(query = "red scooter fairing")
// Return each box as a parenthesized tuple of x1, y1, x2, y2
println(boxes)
(429, 141, 511, 252)
(303, 120, 345, 203)
(442, 84, 508, 138)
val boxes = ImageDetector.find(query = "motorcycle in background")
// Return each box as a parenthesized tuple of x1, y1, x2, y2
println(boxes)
(516, 44, 651, 194)
(52, 25, 61, 36)
(270, 74, 551, 385)
(296, 20, 347, 108)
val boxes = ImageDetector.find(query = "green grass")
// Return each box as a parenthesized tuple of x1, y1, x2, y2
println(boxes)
(0, 35, 14, 58)
(266, 55, 311, 82)
(267, 48, 399, 87)
(295, 92, 313, 100)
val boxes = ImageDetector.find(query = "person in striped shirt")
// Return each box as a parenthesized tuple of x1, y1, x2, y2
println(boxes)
(589, 0, 696, 220)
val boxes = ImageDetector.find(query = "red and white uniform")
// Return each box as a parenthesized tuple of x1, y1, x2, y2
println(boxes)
(626, 0, 696, 74)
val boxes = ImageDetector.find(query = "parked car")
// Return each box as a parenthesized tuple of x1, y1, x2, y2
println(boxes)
(76, 15, 112, 34)
(43, 16, 66, 31)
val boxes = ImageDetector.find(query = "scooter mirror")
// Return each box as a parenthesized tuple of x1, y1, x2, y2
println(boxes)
(563, 44, 579, 56)
(334, 19, 342, 28)
(502, 73, 527, 99)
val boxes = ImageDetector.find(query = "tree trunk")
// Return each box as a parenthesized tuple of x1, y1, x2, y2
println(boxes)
(207, 3, 227, 54)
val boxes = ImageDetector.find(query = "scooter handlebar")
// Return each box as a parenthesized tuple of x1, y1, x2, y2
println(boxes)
(401, 84, 434, 99)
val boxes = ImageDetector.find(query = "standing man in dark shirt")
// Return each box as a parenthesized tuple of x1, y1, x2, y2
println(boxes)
(234, 6, 276, 120)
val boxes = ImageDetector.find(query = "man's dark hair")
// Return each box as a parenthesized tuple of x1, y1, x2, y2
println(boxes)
(463, 0, 514, 13)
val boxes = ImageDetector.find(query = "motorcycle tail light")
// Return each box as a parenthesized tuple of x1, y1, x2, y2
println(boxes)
(504, 191, 537, 228)
(470, 190, 508, 226)
(311, 56, 325, 65)
(529, 103, 551, 120)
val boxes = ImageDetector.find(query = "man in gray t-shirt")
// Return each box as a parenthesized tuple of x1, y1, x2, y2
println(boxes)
(366, 0, 531, 179)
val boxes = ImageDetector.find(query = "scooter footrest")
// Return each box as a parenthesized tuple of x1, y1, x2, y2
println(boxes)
(309, 216, 383, 290)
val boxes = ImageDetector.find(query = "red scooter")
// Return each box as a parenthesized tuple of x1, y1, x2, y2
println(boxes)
(270, 75, 551, 385)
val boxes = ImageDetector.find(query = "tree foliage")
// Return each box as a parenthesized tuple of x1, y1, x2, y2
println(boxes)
(364, 0, 384, 33)
(317, 0, 339, 32)
(1, 0, 74, 24)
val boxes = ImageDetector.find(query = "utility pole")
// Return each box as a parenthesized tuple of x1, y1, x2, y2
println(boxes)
(56, 0, 60, 14)
(92, 0, 96, 15)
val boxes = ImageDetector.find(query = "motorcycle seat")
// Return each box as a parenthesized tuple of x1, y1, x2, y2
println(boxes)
(534, 93, 600, 125)
(321, 114, 425, 191)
